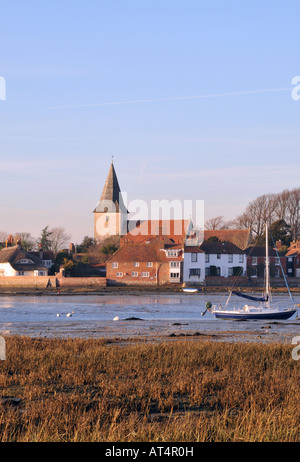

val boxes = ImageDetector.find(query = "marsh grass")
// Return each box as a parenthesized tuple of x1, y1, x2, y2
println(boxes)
(0, 336, 299, 442)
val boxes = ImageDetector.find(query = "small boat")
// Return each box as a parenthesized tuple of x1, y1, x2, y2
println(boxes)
(209, 223, 298, 321)
(183, 287, 202, 293)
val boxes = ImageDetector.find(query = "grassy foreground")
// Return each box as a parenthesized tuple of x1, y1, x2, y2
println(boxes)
(0, 336, 299, 442)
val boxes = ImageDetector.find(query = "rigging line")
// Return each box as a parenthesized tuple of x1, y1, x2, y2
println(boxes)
(269, 228, 295, 305)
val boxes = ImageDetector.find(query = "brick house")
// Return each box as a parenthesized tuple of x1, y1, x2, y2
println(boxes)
(106, 235, 183, 285)
(286, 240, 300, 278)
(245, 245, 286, 278)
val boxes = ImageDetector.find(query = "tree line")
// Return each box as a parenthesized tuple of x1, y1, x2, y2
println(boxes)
(0, 226, 71, 256)
(205, 186, 300, 246)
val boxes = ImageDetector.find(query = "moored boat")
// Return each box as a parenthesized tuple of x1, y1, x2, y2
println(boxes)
(207, 223, 298, 320)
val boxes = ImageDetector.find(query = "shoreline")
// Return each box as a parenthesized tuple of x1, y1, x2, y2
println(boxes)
(1, 284, 300, 296)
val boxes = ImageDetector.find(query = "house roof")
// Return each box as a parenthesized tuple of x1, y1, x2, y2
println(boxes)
(93, 161, 128, 213)
(203, 229, 250, 249)
(0, 245, 46, 271)
(199, 240, 245, 254)
(106, 244, 168, 263)
(286, 240, 300, 256)
(123, 219, 190, 244)
(184, 245, 205, 253)
(245, 246, 277, 257)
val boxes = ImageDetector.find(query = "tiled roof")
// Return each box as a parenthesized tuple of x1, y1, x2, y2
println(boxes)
(184, 245, 204, 253)
(245, 246, 277, 257)
(107, 244, 168, 263)
(204, 229, 250, 249)
(200, 240, 245, 254)
(123, 219, 190, 244)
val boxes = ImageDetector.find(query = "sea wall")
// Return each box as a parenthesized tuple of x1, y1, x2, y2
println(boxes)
(0, 276, 107, 289)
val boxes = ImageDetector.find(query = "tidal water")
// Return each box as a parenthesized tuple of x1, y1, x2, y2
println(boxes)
(0, 293, 299, 343)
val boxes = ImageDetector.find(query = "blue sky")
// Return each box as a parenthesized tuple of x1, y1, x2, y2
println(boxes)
(0, 0, 300, 243)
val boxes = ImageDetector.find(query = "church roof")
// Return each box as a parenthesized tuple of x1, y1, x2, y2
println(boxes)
(93, 161, 128, 213)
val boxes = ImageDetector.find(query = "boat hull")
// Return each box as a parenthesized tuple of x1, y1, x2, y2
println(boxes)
(213, 309, 297, 320)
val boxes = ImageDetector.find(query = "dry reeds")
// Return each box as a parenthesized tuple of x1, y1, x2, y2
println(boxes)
(0, 336, 299, 442)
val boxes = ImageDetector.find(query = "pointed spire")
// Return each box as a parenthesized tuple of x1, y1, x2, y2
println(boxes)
(93, 161, 127, 213)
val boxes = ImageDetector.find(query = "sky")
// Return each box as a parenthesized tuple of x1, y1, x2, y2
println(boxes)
(0, 0, 300, 243)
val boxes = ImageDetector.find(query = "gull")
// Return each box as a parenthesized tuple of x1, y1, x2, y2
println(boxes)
(113, 316, 119, 321)
(66, 312, 72, 317)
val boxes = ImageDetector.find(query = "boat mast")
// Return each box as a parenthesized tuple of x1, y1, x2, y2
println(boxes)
(265, 222, 270, 307)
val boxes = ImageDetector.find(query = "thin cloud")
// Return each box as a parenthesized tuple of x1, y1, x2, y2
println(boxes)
(41, 87, 291, 110)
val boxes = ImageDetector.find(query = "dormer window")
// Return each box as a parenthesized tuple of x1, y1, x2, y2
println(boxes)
(166, 250, 178, 258)
(16, 258, 33, 264)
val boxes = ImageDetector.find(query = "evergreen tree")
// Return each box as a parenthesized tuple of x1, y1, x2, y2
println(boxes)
(38, 226, 53, 251)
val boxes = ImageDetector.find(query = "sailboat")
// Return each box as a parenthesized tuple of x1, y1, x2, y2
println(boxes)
(210, 223, 298, 320)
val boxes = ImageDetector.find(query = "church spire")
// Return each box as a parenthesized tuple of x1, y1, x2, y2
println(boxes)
(93, 160, 127, 213)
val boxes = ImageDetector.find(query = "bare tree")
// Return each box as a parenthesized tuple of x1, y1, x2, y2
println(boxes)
(14, 232, 37, 251)
(287, 187, 300, 241)
(0, 231, 8, 243)
(205, 216, 226, 230)
(49, 227, 72, 256)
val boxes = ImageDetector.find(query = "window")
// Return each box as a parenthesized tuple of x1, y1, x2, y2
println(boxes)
(275, 257, 280, 265)
(288, 257, 293, 262)
(191, 253, 198, 262)
(18, 271, 24, 276)
(170, 272, 180, 279)
(217, 254, 221, 259)
(274, 268, 280, 277)
(205, 254, 209, 263)
(205, 267, 210, 276)
(228, 254, 233, 263)
(133, 262, 139, 267)
(239, 254, 244, 263)
(228, 268, 233, 276)
(189, 268, 201, 278)
(147, 262, 153, 267)
(16, 259, 32, 264)
(167, 250, 178, 258)
(141, 272, 149, 277)
(252, 257, 257, 265)
(116, 272, 123, 277)
(170, 261, 180, 268)
(112, 262, 118, 268)
(131, 271, 138, 277)
(251, 268, 257, 278)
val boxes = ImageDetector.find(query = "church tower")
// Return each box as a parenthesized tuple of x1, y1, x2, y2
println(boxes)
(93, 160, 128, 241)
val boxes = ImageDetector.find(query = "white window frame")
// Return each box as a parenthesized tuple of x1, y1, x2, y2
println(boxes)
(112, 262, 118, 268)
(141, 272, 149, 277)
(131, 271, 138, 277)
(116, 272, 123, 277)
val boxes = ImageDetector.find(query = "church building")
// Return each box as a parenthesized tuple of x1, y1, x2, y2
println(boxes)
(93, 160, 128, 241)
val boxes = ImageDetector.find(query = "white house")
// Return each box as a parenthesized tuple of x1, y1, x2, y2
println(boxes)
(183, 246, 205, 284)
(0, 245, 48, 277)
(199, 240, 247, 277)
